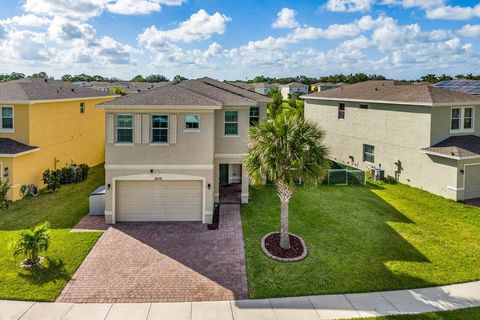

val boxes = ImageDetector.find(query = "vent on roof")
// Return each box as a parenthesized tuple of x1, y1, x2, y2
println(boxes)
(71, 88, 75, 92)
(375, 88, 378, 91)
(44, 78, 48, 82)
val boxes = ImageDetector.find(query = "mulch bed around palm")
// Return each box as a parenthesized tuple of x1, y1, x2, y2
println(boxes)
(264, 233, 304, 259)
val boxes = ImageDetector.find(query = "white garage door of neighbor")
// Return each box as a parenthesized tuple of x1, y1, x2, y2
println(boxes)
(465, 165, 480, 200)
(116, 180, 203, 222)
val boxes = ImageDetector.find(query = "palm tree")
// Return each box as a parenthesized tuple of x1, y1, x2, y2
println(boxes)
(244, 114, 330, 250)
(12, 222, 50, 266)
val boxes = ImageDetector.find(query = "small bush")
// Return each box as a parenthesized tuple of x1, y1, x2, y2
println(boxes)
(0, 179, 11, 209)
(59, 166, 76, 184)
(383, 176, 398, 185)
(42, 169, 61, 192)
(76, 164, 90, 182)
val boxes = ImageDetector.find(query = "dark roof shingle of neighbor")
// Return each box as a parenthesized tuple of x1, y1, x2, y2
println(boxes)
(196, 77, 271, 103)
(282, 82, 308, 87)
(423, 135, 480, 158)
(0, 138, 38, 155)
(303, 80, 480, 105)
(98, 83, 222, 106)
(0, 78, 116, 102)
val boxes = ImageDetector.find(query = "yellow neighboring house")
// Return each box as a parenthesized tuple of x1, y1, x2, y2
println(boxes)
(0, 78, 118, 200)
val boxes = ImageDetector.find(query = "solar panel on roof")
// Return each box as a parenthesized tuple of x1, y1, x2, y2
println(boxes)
(435, 80, 480, 95)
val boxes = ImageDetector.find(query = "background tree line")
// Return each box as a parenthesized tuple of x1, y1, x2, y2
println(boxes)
(1, 71, 480, 84)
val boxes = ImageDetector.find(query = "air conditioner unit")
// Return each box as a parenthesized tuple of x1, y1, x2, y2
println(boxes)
(371, 168, 385, 181)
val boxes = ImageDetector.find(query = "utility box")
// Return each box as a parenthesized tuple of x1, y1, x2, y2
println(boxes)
(371, 168, 385, 181)
(89, 186, 106, 216)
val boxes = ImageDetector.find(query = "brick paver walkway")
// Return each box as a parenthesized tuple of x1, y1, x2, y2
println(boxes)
(57, 204, 247, 303)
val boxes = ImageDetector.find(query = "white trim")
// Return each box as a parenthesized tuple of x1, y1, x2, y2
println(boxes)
(151, 114, 169, 144)
(449, 106, 475, 133)
(114, 143, 134, 147)
(222, 135, 240, 138)
(214, 153, 247, 159)
(115, 114, 134, 144)
(300, 95, 480, 107)
(0, 105, 14, 132)
(183, 129, 201, 133)
(99, 105, 222, 110)
(105, 164, 214, 170)
(0, 95, 119, 105)
(149, 143, 170, 147)
(224, 110, 239, 136)
(111, 173, 209, 224)
(421, 149, 480, 160)
(0, 147, 40, 158)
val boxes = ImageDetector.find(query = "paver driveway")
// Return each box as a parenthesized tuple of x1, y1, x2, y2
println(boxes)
(57, 204, 248, 303)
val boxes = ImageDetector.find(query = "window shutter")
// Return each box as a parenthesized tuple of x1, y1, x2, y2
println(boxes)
(134, 114, 142, 144)
(169, 115, 177, 144)
(142, 114, 150, 144)
(106, 114, 114, 144)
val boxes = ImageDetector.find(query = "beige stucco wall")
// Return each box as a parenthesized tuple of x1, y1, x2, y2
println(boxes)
(106, 110, 215, 165)
(304, 99, 461, 200)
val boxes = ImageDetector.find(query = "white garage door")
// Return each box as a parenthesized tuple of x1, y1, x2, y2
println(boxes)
(116, 180, 203, 222)
(465, 165, 480, 200)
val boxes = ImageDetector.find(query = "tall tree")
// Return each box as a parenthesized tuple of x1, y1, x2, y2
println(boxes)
(244, 114, 330, 249)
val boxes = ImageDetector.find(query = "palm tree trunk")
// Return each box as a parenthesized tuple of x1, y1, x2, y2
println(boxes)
(277, 182, 293, 250)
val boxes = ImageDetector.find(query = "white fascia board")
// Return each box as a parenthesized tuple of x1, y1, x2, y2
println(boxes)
(301, 95, 480, 107)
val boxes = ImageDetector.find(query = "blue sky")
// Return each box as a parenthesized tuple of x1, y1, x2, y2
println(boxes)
(0, 0, 479, 80)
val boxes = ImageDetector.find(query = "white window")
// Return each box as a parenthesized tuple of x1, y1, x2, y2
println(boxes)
(116, 115, 133, 143)
(152, 115, 169, 143)
(451, 107, 474, 132)
(80, 102, 85, 114)
(338, 103, 345, 119)
(1, 107, 13, 131)
(224, 111, 238, 135)
(185, 115, 200, 130)
(363, 144, 375, 164)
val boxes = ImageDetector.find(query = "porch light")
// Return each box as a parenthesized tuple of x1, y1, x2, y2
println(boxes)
(208, 183, 211, 190)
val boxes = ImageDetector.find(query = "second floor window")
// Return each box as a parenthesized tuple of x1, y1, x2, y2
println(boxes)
(185, 115, 200, 130)
(225, 111, 238, 135)
(116, 115, 133, 143)
(1, 107, 13, 130)
(250, 107, 260, 126)
(152, 115, 169, 143)
(338, 103, 345, 119)
(363, 144, 375, 164)
(80, 102, 85, 114)
(451, 107, 474, 132)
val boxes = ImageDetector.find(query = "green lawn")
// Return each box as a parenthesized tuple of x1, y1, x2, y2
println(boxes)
(241, 182, 480, 298)
(0, 165, 104, 301)
(358, 307, 480, 319)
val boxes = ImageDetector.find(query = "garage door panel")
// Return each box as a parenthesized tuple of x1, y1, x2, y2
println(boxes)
(465, 165, 480, 200)
(116, 180, 202, 221)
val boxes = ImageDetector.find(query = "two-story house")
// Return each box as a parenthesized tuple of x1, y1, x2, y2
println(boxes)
(0, 78, 117, 200)
(280, 82, 309, 99)
(97, 77, 270, 224)
(302, 80, 480, 201)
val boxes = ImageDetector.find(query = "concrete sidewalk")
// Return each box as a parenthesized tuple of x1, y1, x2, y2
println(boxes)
(2, 281, 480, 320)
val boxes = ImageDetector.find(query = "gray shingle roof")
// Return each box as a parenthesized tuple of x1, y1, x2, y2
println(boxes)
(282, 82, 308, 87)
(423, 135, 480, 158)
(99, 77, 271, 108)
(303, 80, 480, 105)
(0, 138, 38, 155)
(0, 78, 117, 102)
(98, 83, 222, 106)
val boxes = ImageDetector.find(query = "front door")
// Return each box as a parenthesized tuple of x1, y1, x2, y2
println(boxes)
(219, 164, 229, 186)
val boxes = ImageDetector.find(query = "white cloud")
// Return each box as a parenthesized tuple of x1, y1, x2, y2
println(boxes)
(426, 4, 480, 20)
(138, 9, 231, 49)
(106, 0, 184, 15)
(326, 0, 375, 12)
(272, 8, 299, 29)
(48, 18, 96, 43)
(458, 24, 480, 37)
(23, 0, 106, 20)
(0, 14, 51, 27)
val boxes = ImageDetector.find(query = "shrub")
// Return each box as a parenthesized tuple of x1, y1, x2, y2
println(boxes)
(0, 179, 11, 209)
(42, 169, 61, 192)
(59, 166, 76, 184)
(383, 176, 398, 185)
(12, 222, 50, 267)
(76, 164, 90, 182)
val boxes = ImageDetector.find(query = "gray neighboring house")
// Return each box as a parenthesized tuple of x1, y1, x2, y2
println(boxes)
(73, 81, 170, 95)
(315, 82, 346, 92)
(97, 77, 270, 224)
(253, 83, 279, 96)
(302, 80, 480, 201)
(280, 82, 309, 99)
